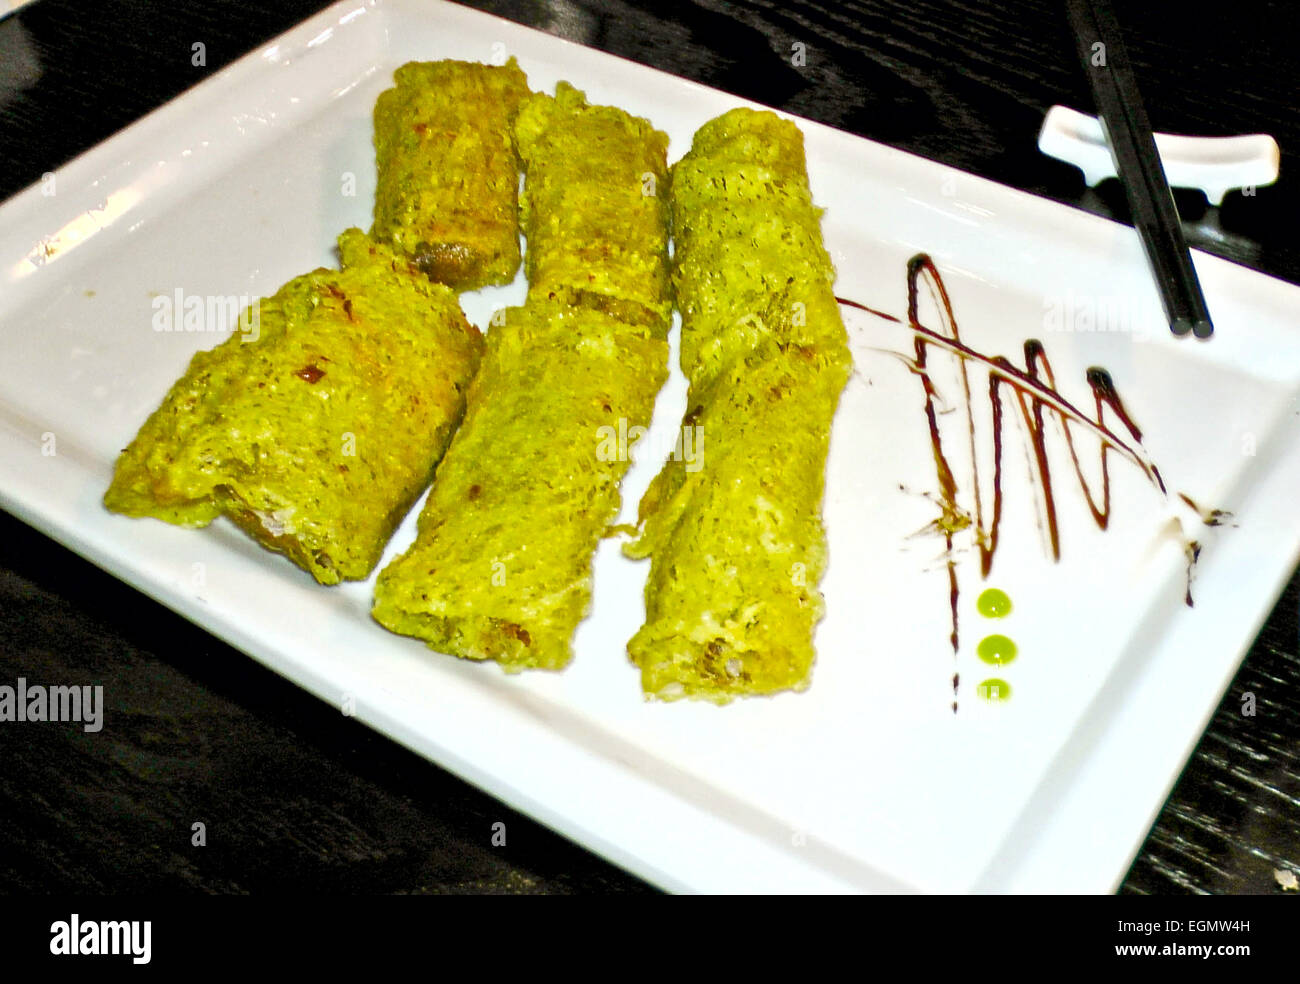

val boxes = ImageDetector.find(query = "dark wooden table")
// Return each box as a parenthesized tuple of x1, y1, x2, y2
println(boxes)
(1, 0, 1297, 894)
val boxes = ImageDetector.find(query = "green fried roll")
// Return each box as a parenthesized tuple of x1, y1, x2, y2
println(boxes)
(372, 302, 669, 670)
(372, 59, 531, 290)
(624, 108, 852, 702)
(104, 229, 483, 585)
(513, 82, 671, 332)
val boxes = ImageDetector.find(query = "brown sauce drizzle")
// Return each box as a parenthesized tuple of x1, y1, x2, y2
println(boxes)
(839, 254, 1219, 711)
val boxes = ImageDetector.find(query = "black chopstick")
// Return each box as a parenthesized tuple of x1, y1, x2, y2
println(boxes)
(1064, 0, 1214, 339)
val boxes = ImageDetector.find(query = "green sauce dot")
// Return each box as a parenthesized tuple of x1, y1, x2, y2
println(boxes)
(977, 588, 1012, 618)
(976, 634, 1017, 665)
(976, 678, 1012, 701)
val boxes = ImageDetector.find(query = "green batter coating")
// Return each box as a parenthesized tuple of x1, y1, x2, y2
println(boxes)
(625, 108, 852, 702)
(513, 82, 672, 332)
(667, 109, 841, 390)
(373, 302, 668, 670)
(372, 59, 531, 290)
(104, 229, 483, 585)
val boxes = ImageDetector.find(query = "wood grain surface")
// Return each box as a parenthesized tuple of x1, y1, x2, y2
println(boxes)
(0, 0, 1296, 894)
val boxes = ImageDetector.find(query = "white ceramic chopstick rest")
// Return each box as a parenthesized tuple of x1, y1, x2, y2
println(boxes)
(1038, 104, 1280, 205)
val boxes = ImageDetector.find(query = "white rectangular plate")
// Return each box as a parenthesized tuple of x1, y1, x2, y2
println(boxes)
(2, 0, 1298, 893)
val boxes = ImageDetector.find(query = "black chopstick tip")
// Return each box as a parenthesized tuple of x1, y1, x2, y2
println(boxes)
(1170, 316, 1214, 339)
